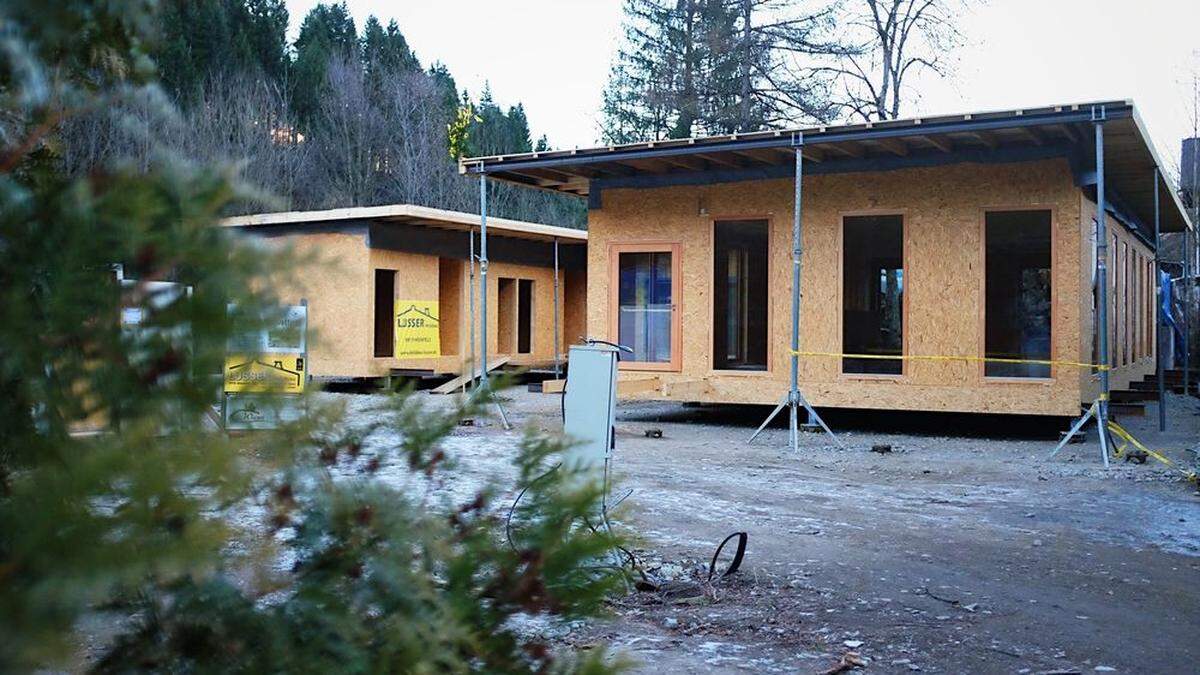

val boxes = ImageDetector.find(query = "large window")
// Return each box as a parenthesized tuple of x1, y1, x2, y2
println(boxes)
(613, 245, 679, 368)
(985, 210, 1052, 378)
(842, 215, 904, 375)
(713, 220, 768, 370)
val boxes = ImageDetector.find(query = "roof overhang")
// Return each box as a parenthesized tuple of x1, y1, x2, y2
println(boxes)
(461, 100, 1191, 234)
(220, 203, 586, 243)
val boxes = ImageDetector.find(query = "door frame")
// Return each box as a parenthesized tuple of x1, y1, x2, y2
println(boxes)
(607, 241, 683, 372)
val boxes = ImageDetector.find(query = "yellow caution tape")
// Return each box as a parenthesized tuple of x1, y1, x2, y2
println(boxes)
(790, 350, 1111, 372)
(1107, 421, 1199, 485)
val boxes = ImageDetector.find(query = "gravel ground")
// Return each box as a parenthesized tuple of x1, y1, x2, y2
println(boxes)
(362, 386, 1200, 675)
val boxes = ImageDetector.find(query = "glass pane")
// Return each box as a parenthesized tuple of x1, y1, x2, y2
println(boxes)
(713, 220, 768, 370)
(985, 211, 1051, 377)
(842, 215, 903, 374)
(618, 251, 673, 362)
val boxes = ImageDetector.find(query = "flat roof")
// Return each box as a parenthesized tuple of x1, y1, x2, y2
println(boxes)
(221, 203, 587, 243)
(461, 100, 1191, 234)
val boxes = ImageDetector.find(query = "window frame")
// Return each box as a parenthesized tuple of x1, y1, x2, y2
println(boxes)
(707, 215, 774, 377)
(608, 241, 683, 372)
(838, 210, 909, 380)
(978, 206, 1057, 383)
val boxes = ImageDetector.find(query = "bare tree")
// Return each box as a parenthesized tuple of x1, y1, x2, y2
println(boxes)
(832, 0, 967, 121)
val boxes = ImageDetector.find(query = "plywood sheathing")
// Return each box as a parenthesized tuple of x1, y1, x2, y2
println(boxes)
(586, 158, 1120, 416)
(247, 227, 585, 379)
(265, 232, 372, 379)
(438, 258, 464, 357)
(564, 268, 588, 349)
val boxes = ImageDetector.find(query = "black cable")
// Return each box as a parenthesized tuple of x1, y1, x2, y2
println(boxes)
(504, 462, 561, 551)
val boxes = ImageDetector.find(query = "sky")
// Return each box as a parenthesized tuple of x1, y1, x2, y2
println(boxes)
(284, 0, 1200, 176)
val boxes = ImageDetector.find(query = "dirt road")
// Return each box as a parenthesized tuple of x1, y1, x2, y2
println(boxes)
(451, 388, 1200, 674)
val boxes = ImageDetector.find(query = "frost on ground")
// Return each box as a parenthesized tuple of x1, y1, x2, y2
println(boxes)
(218, 388, 1199, 674)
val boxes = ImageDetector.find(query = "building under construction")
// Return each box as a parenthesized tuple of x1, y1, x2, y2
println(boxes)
(463, 101, 1192, 418)
(222, 204, 587, 382)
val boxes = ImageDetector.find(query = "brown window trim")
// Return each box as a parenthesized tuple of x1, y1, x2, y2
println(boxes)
(608, 241, 683, 372)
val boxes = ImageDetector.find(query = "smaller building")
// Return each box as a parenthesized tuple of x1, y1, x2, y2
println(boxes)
(222, 204, 587, 381)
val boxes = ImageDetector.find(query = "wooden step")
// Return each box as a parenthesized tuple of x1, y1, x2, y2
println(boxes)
(1110, 389, 1158, 403)
(1109, 402, 1146, 417)
(430, 356, 512, 395)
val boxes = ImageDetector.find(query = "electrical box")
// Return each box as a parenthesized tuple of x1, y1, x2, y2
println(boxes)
(562, 344, 619, 480)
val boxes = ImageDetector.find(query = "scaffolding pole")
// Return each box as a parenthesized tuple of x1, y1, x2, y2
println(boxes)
(467, 229, 477, 394)
(1155, 168, 1166, 430)
(553, 237, 561, 380)
(1050, 108, 1111, 466)
(749, 135, 841, 451)
(477, 171, 510, 428)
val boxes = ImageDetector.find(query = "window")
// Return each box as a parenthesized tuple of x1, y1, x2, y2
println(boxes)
(713, 220, 768, 370)
(518, 279, 533, 354)
(985, 210, 1051, 378)
(1122, 241, 1129, 365)
(374, 269, 396, 357)
(612, 244, 679, 369)
(843, 215, 904, 375)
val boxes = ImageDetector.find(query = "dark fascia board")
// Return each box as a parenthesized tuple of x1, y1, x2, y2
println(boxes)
(228, 219, 586, 270)
(466, 104, 1131, 176)
(229, 220, 371, 238)
(367, 222, 586, 270)
(587, 143, 1086, 209)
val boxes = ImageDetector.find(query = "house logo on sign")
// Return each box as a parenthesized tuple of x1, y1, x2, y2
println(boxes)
(394, 300, 440, 358)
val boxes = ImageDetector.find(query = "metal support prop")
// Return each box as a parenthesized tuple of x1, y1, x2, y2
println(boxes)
(749, 136, 841, 451)
(1154, 168, 1166, 430)
(553, 237, 561, 380)
(467, 229, 477, 394)
(1051, 111, 1110, 466)
(477, 171, 510, 428)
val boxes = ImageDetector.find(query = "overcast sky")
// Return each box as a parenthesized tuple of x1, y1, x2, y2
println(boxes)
(285, 1, 1200, 176)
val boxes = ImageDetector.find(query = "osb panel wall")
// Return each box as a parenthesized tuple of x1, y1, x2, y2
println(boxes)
(266, 232, 372, 378)
(467, 260, 576, 368)
(439, 258, 464, 357)
(1079, 197, 1156, 399)
(564, 268, 588, 350)
(370, 248, 440, 374)
(587, 159, 1090, 416)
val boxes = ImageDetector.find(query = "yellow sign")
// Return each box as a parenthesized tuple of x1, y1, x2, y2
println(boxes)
(395, 300, 440, 358)
(224, 354, 306, 394)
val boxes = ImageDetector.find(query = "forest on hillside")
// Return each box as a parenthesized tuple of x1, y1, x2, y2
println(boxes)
(58, 0, 965, 227)
(60, 1, 586, 226)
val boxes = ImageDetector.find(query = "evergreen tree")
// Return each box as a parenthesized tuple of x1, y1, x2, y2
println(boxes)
(1, 2, 618, 670)
(601, 0, 844, 143)
(291, 2, 359, 130)
(154, 0, 289, 104)
(361, 15, 421, 90)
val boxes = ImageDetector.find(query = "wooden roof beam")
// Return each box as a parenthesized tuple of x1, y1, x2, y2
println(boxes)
(663, 155, 708, 171)
(773, 146, 825, 163)
(733, 148, 787, 165)
(1017, 126, 1044, 146)
(698, 152, 744, 168)
(826, 141, 865, 158)
(966, 131, 998, 149)
(1053, 123, 1080, 143)
(919, 134, 954, 153)
(875, 137, 909, 157)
